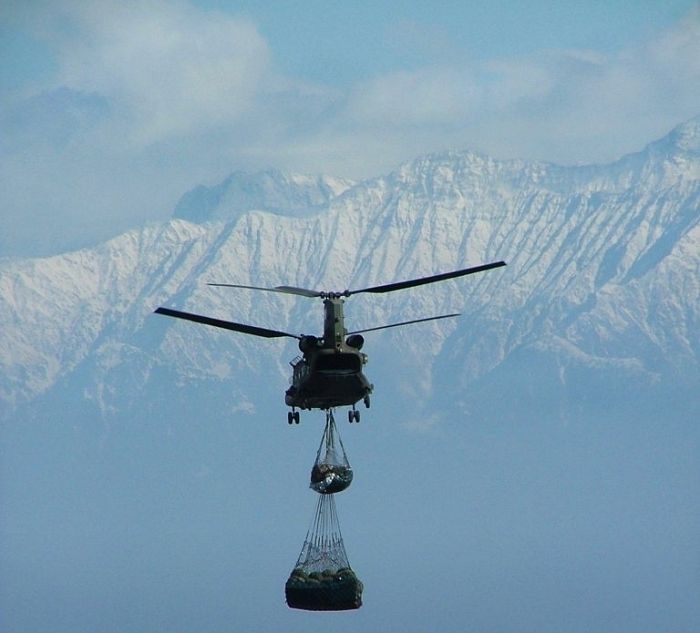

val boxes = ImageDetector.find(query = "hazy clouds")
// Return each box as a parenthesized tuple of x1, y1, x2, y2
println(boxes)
(1, 1, 699, 256)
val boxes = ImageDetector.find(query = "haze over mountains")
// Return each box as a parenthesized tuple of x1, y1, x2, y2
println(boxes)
(2, 116, 699, 633)
(1, 117, 698, 427)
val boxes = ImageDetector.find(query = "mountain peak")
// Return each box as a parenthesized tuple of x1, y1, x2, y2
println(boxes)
(643, 115, 700, 157)
(172, 169, 355, 224)
(666, 116, 700, 152)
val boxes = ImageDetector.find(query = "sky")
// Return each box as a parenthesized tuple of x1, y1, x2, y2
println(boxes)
(1, 0, 699, 257)
(1, 5, 699, 631)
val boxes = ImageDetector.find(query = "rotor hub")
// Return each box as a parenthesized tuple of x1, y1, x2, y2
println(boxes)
(319, 290, 350, 299)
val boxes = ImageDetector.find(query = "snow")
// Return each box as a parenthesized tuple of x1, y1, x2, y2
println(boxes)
(1, 118, 698, 421)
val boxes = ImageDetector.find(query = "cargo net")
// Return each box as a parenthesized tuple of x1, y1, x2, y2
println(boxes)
(310, 410, 353, 494)
(286, 493, 363, 611)
(294, 493, 349, 573)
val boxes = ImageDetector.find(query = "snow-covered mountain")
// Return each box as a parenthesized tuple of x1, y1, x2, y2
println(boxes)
(172, 169, 355, 223)
(1, 118, 698, 426)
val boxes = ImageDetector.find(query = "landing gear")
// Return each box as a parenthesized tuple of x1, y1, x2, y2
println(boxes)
(288, 409, 300, 425)
(348, 408, 360, 423)
(363, 395, 371, 409)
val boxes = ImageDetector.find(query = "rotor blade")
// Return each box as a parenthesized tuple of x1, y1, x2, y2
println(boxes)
(348, 313, 461, 335)
(207, 283, 322, 298)
(154, 307, 299, 339)
(347, 260, 506, 295)
(273, 285, 323, 298)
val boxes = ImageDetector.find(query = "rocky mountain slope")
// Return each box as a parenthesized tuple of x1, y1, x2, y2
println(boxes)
(1, 118, 698, 425)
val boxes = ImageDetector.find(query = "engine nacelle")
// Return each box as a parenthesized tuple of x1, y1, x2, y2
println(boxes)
(345, 334, 365, 350)
(298, 335, 319, 354)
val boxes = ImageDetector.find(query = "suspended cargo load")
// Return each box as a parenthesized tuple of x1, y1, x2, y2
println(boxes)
(285, 494, 363, 611)
(285, 568, 363, 611)
(309, 410, 353, 494)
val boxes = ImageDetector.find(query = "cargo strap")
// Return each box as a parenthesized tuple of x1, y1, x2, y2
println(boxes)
(294, 493, 350, 574)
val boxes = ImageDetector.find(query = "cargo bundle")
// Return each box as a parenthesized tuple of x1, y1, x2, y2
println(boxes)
(309, 410, 353, 494)
(285, 493, 363, 611)
(286, 411, 362, 611)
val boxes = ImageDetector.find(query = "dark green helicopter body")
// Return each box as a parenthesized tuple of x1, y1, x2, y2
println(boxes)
(155, 261, 505, 424)
(285, 297, 371, 419)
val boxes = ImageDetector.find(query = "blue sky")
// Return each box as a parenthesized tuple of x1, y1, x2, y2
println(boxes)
(1, 5, 699, 632)
(206, 1, 696, 83)
(1, 1, 699, 256)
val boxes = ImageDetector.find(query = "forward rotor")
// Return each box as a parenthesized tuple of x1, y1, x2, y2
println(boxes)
(208, 260, 506, 299)
(157, 261, 506, 340)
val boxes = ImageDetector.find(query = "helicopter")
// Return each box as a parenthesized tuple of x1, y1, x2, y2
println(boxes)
(155, 260, 506, 424)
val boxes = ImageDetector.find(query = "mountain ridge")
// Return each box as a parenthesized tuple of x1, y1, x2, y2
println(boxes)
(1, 117, 698, 424)
(172, 116, 700, 228)
(173, 168, 355, 224)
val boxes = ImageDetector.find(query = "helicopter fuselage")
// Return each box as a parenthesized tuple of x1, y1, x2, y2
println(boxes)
(285, 297, 372, 412)
(285, 348, 372, 410)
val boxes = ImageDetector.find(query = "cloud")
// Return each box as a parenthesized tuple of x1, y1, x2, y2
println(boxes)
(346, 67, 479, 127)
(1, 3, 699, 257)
(34, 1, 272, 146)
(2, 87, 110, 151)
(0, 1, 284, 256)
(333, 7, 700, 165)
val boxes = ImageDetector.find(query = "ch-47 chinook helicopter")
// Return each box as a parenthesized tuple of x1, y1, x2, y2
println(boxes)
(155, 260, 505, 424)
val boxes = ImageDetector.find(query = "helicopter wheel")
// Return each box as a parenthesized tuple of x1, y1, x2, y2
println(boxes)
(293, 411, 300, 424)
(348, 410, 354, 424)
(287, 411, 293, 425)
(364, 395, 371, 409)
